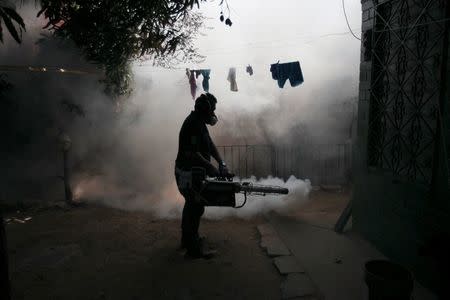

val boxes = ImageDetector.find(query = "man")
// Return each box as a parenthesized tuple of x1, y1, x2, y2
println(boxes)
(175, 93, 229, 259)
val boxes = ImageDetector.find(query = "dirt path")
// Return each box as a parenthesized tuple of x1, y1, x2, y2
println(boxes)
(6, 206, 281, 300)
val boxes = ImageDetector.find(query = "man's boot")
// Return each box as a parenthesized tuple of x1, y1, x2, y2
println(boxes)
(180, 235, 206, 250)
(184, 238, 216, 260)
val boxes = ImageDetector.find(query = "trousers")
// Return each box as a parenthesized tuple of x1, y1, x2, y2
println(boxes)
(270, 61, 304, 88)
(175, 168, 205, 252)
(181, 199, 204, 249)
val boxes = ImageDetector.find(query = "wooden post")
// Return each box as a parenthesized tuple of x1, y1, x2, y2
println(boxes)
(271, 146, 276, 177)
(63, 149, 73, 204)
(245, 144, 248, 178)
(0, 214, 11, 300)
(58, 132, 73, 205)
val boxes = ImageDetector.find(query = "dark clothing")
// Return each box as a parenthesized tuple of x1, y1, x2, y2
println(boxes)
(175, 170, 204, 251)
(182, 202, 205, 248)
(270, 61, 304, 88)
(175, 111, 212, 253)
(196, 69, 211, 93)
(188, 70, 197, 99)
(227, 68, 238, 92)
(246, 65, 253, 76)
(175, 111, 212, 171)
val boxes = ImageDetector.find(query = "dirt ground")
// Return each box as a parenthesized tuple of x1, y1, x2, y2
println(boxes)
(4, 189, 351, 300)
(286, 188, 351, 229)
(5, 206, 281, 300)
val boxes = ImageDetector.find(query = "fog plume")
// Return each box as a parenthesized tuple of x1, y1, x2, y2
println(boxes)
(1, 1, 361, 218)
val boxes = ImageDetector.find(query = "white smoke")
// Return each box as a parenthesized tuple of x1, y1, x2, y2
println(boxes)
(73, 175, 311, 219)
(2, 2, 358, 214)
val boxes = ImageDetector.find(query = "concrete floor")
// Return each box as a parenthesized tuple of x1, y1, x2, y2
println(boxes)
(268, 190, 437, 300)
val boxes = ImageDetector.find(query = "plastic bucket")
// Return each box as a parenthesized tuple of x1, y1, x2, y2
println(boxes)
(364, 260, 413, 300)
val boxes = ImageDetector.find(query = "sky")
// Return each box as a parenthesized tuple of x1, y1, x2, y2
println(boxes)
(136, 0, 362, 108)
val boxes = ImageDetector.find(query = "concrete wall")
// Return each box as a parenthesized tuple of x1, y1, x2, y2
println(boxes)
(354, 0, 450, 291)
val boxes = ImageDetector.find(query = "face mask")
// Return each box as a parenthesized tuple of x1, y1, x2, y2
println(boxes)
(207, 112, 218, 126)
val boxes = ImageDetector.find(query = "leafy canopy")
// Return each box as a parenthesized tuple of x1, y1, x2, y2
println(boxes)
(39, 0, 206, 97)
(0, 1, 26, 43)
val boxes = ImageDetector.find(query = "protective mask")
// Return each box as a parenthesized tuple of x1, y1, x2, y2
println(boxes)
(207, 113, 218, 126)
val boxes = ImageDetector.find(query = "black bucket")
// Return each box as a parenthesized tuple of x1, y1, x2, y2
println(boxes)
(364, 260, 413, 300)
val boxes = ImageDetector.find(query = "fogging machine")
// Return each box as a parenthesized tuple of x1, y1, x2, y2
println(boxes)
(189, 167, 289, 208)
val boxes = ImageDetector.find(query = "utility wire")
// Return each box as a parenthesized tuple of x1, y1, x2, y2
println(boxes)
(139, 15, 449, 59)
(342, 0, 361, 40)
(200, 27, 360, 54)
(4, 16, 449, 75)
(136, 28, 362, 63)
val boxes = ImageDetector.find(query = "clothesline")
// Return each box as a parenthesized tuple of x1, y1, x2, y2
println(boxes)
(135, 60, 297, 73)
(185, 60, 304, 99)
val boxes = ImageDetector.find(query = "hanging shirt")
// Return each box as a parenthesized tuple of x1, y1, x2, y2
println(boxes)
(270, 61, 304, 88)
(246, 65, 254, 76)
(227, 67, 238, 92)
(188, 70, 197, 99)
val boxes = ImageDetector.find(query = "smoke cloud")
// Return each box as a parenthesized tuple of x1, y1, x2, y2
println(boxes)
(73, 175, 311, 219)
(1, 1, 361, 218)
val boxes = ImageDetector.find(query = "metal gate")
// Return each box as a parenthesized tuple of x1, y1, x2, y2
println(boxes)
(217, 144, 352, 185)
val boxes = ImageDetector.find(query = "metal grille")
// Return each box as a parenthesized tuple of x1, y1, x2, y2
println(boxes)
(217, 144, 352, 185)
(367, 0, 448, 184)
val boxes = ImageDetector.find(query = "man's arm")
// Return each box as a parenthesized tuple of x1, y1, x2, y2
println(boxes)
(209, 138, 223, 165)
(186, 151, 219, 176)
(209, 138, 229, 175)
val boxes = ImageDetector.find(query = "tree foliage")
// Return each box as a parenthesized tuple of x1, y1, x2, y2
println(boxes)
(38, 0, 206, 97)
(0, 1, 24, 99)
(0, 1, 26, 43)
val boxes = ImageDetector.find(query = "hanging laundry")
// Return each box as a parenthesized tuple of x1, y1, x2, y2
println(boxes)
(246, 65, 253, 76)
(270, 61, 304, 88)
(227, 67, 238, 92)
(187, 69, 197, 99)
(195, 69, 211, 92)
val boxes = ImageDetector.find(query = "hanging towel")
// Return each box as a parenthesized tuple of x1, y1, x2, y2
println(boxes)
(270, 61, 304, 88)
(227, 67, 238, 92)
(188, 70, 197, 99)
(199, 69, 211, 92)
(246, 65, 253, 76)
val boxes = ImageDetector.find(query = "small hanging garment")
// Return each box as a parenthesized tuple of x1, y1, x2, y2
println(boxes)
(270, 61, 304, 88)
(246, 65, 253, 76)
(196, 69, 211, 92)
(227, 67, 238, 92)
(188, 70, 197, 99)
